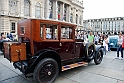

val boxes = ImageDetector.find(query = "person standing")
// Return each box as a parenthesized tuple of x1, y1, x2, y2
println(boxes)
(94, 33, 99, 45)
(106, 35, 111, 52)
(103, 36, 108, 55)
(88, 31, 94, 43)
(99, 36, 103, 45)
(115, 33, 123, 60)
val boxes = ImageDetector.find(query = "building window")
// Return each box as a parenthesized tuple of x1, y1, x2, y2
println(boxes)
(35, 2, 41, 18)
(11, 22, 16, 33)
(24, 0, 30, 16)
(76, 14, 78, 24)
(63, 5, 67, 21)
(57, 2, 60, 20)
(49, 0, 53, 19)
(9, 0, 18, 14)
(70, 13, 73, 23)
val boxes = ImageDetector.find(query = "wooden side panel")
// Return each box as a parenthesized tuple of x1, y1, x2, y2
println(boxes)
(4, 43, 11, 61)
(10, 43, 26, 62)
(4, 42, 26, 62)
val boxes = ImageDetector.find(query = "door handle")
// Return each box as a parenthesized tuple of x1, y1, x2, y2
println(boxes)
(59, 43, 62, 46)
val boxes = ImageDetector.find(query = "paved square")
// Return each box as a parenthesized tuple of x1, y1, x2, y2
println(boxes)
(0, 51, 124, 83)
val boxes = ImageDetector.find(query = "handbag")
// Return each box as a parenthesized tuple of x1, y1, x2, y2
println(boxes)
(122, 42, 124, 48)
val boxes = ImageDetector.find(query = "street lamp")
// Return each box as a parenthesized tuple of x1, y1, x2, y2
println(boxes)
(123, 25, 124, 31)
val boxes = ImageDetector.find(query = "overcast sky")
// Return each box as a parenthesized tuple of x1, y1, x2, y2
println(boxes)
(82, 0, 124, 20)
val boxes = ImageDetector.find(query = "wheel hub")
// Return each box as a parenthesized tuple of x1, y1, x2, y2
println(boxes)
(48, 71, 51, 75)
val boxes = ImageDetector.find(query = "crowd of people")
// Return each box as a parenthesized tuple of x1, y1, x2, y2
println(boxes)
(0, 31, 124, 59)
(76, 31, 124, 58)
(0, 32, 14, 51)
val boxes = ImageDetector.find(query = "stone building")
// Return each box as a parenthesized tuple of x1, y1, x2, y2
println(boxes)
(0, 0, 84, 38)
(83, 17, 124, 34)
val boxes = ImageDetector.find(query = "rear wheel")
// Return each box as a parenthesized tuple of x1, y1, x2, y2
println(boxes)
(33, 58, 59, 83)
(94, 49, 103, 65)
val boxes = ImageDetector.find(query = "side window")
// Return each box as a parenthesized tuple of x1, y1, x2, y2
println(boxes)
(61, 26, 73, 39)
(40, 23, 58, 40)
(20, 26, 25, 35)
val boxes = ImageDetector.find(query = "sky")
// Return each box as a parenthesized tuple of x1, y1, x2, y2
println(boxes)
(82, 0, 124, 20)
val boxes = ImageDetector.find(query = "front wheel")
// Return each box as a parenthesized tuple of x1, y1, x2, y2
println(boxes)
(94, 49, 103, 65)
(33, 58, 59, 83)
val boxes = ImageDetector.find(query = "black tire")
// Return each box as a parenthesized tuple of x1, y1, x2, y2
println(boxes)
(94, 49, 103, 65)
(33, 58, 59, 83)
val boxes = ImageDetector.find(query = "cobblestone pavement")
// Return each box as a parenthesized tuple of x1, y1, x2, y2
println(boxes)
(0, 51, 124, 83)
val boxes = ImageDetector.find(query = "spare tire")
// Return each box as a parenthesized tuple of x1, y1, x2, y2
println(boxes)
(85, 42, 95, 60)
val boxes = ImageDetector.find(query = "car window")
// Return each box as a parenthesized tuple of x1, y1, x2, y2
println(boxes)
(61, 26, 73, 39)
(40, 23, 58, 40)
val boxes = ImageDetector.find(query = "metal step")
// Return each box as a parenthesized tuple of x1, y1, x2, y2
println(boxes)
(62, 61, 88, 71)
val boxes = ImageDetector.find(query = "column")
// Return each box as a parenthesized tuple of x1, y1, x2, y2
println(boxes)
(66, 5, 71, 22)
(60, 3, 64, 21)
(52, 0, 58, 20)
(44, 0, 50, 19)
(73, 7, 76, 23)
(30, 0, 35, 18)
(42, 0, 45, 19)
(77, 12, 79, 25)
(81, 14, 83, 25)
(20, 0, 24, 17)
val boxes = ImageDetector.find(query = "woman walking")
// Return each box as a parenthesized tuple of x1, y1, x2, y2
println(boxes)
(115, 33, 123, 60)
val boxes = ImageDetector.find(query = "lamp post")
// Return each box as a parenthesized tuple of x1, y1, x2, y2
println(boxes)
(123, 25, 124, 31)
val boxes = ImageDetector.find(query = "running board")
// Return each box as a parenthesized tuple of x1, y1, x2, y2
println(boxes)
(62, 61, 88, 71)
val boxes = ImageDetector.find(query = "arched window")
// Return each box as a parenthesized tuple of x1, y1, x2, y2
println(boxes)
(35, 2, 41, 18)
(76, 14, 78, 24)
(70, 13, 73, 23)
(24, 0, 30, 16)
(9, 0, 18, 14)
(57, 2, 60, 20)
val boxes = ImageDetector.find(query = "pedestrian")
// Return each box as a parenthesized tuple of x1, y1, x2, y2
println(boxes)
(9, 33, 13, 41)
(106, 35, 111, 52)
(88, 31, 94, 43)
(103, 36, 108, 55)
(0, 32, 5, 40)
(99, 36, 103, 45)
(115, 32, 123, 60)
(94, 33, 99, 45)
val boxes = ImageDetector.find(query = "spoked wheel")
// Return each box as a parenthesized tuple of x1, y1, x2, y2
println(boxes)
(33, 58, 59, 83)
(87, 45, 95, 59)
(94, 49, 103, 65)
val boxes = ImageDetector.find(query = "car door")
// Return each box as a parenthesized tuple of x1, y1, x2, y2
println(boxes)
(59, 26, 75, 61)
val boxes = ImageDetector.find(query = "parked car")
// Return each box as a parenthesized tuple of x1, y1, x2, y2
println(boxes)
(109, 35, 119, 50)
(3, 19, 104, 83)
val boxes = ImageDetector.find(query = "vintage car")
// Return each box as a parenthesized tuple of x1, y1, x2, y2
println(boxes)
(109, 35, 119, 49)
(3, 19, 104, 83)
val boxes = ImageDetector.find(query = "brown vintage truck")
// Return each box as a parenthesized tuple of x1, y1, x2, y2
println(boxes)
(3, 19, 104, 83)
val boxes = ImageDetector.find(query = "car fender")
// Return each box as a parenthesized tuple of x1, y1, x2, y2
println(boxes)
(95, 45, 104, 56)
(27, 49, 61, 73)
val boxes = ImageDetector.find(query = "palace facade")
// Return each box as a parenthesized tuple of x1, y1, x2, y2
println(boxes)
(0, 0, 84, 37)
(83, 17, 124, 34)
